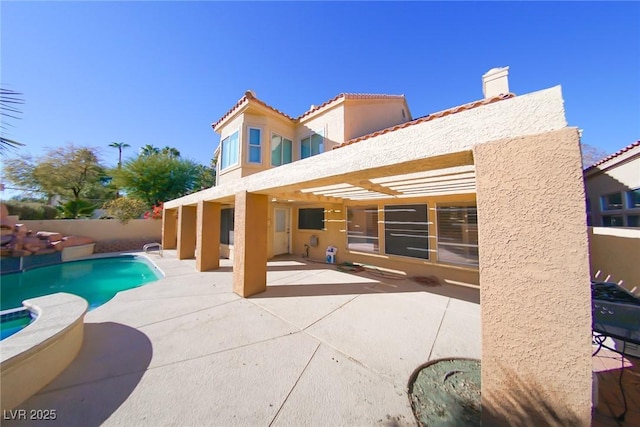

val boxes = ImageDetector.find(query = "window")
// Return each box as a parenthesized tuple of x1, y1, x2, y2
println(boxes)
(384, 204, 429, 259)
(301, 130, 324, 159)
(347, 206, 379, 253)
(602, 215, 623, 227)
(627, 189, 640, 209)
(298, 208, 324, 230)
(601, 193, 623, 211)
(220, 208, 234, 244)
(436, 205, 478, 267)
(247, 128, 261, 163)
(220, 131, 239, 170)
(627, 215, 639, 227)
(586, 197, 591, 213)
(271, 133, 293, 167)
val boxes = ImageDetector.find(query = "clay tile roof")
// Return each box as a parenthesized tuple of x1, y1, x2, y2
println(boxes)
(211, 90, 295, 130)
(332, 93, 516, 149)
(585, 140, 640, 170)
(296, 93, 406, 121)
(212, 91, 407, 130)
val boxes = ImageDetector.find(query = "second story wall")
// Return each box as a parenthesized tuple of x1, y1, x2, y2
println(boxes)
(297, 104, 346, 154)
(344, 99, 410, 141)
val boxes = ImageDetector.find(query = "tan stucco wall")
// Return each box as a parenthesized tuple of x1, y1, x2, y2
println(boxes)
(177, 205, 196, 260)
(196, 201, 220, 271)
(233, 192, 268, 297)
(162, 209, 177, 249)
(289, 194, 480, 287)
(166, 86, 567, 209)
(343, 98, 409, 141)
(474, 127, 592, 425)
(589, 226, 640, 295)
(19, 219, 161, 243)
(297, 103, 345, 149)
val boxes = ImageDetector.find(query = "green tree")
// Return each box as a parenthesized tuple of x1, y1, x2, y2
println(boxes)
(3, 144, 106, 202)
(114, 151, 202, 206)
(193, 154, 217, 191)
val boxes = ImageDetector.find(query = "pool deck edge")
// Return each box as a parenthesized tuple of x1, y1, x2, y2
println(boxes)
(1, 293, 88, 411)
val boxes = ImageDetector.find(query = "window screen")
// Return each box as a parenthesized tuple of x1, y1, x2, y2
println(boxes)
(384, 204, 429, 259)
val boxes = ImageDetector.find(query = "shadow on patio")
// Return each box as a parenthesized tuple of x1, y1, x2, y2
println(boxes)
(244, 256, 481, 304)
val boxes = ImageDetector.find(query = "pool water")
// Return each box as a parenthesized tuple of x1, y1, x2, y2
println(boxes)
(1, 255, 162, 311)
(1, 314, 33, 340)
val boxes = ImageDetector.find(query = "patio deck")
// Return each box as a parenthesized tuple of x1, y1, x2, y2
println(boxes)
(4, 251, 480, 426)
(593, 347, 640, 427)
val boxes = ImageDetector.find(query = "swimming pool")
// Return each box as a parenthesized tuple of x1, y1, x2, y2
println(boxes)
(0, 308, 34, 340)
(0, 255, 163, 312)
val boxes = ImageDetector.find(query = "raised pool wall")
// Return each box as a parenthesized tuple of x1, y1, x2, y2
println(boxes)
(1, 293, 88, 411)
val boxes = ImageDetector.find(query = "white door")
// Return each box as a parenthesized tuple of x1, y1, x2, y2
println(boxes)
(273, 207, 290, 255)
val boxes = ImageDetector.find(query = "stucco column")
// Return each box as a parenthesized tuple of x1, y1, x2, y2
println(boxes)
(196, 201, 221, 271)
(177, 205, 197, 260)
(233, 191, 268, 297)
(162, 208, 178, 249)
(473, 128, 592, 426)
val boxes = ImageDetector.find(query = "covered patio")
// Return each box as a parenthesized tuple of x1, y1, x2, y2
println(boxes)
(162, 86, 594, 424)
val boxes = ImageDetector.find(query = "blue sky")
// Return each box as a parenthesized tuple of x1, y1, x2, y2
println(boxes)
(1, 1, 639, 169)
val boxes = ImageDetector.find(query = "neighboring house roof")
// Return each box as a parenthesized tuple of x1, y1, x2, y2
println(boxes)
(333, 93, 516, 149)
(211, 91, 407, 131)
(584, 140, 640, 171)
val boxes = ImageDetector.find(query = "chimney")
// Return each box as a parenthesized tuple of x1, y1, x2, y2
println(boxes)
(482, 67, 509, 99)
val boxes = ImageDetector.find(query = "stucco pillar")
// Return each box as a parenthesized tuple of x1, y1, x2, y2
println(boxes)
(162, 208, 178, 249)
(177, 205, 197, 260)
(233, 191, 268, 297)
(196, 201, 221, 271)
(473, 128, 592, 426)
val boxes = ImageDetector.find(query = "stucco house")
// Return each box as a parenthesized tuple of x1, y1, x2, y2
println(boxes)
(584, 140, 640, 228)
(162, 67, 593, 425)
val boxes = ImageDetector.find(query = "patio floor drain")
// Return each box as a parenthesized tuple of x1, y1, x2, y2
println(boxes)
(408, 358, 481, 427)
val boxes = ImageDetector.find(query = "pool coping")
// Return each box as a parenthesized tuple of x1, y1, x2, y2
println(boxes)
(0, 292, 88, 411)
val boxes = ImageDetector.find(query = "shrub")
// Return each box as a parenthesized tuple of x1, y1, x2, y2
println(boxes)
(103, 197, 148, 224)
(3, 200, 58, 220)
(56, 199, 99, 219)
(144, 202, 163, 220)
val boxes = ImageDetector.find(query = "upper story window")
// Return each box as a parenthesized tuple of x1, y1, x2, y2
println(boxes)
(248, 128, 261, 164)
(271, 133, 293, 167)
(220, 131, 239, 170)
(301, 130, 324, 159)
(627, 189, 640, 209)
(601, 192, 623, 211)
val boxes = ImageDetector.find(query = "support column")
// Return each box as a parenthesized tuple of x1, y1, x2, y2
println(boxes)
(162, 208, 177, 249)
(474, 128, 592, 426)
(196, 201, 221, 271)
(233, 191, 268, 297)
(177, 205, 197, 260)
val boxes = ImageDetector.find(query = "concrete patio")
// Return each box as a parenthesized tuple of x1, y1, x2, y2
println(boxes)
(5, 251, 481, 427)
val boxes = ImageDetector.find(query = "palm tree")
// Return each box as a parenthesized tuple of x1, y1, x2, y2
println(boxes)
(108, 142, 130, 168)
(0, 88, 25, 155)
(139, 144, 160, 156)
(161, 146, 180, 158)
